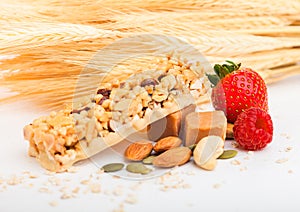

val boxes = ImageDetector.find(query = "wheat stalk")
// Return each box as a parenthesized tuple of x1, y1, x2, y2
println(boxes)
(1, 0, 300, 111)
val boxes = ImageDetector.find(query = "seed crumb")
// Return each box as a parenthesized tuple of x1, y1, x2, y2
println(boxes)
(80, 179, 91, 185)
(72, 187, 80, 194)
(288, 170, 293, 174)
(185, 170, 196, 176)
(48, 176, 61, 186)
(112, 186, 123, 196)
(280, 133, 291, 139)
(231, 159, 241, 166)
(125, 194, 138, 204)
(67, 166, 80, 173)
(285, 147, 293, 152)
(240, 166, 248, 172)
(213, 183, 221, 189)
(90, 183, 101, 193)
(96, 169, 105, 175)
(276, 158, 289, 164)
(49, 201, 58, 207)
(44, 171, 55, 176)
(243, 156, 250, 160)
(29, 174, 38, 179)
(7, 175, 23, 186)
(60, 193, 72, 199)
(130, 182, 143, 191)
(231, 141, 239, 148)
(247, 151, 254, 155)
(113, 175, 121, 179)
(113, 203, 125, 212)
(38, 187, 52, 194)
(182, 183, 191, 189)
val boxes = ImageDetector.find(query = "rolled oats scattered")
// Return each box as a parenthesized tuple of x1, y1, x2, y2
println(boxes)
(276, 158, 289, 164)
(49, 201, 58, 207)
(230, 160, 241, 166)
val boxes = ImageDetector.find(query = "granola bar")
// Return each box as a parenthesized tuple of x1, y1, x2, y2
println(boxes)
(23, 56, 210, 172)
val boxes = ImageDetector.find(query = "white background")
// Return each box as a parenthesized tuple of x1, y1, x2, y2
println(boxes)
(0, 74, 300, 212)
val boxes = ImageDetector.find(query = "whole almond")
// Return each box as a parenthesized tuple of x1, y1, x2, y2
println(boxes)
(124, 141, 153, 161)
(152, 147, 192, 168)
(153, 136, 182, 153)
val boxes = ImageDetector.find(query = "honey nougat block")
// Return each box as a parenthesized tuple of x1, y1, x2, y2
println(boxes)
(183, 111, 227, 147)
(147, 104, 196, 141)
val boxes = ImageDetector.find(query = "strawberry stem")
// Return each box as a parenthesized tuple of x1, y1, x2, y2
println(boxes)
(206, 60, 241, 87)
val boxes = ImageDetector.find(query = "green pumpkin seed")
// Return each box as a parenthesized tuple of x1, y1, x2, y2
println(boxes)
(126, 163, 151, 175)
(101, 163, 124, 172)
(142, 155, 156, 164)
(218, 150, 238, 159)
(188, 144, 196, 151)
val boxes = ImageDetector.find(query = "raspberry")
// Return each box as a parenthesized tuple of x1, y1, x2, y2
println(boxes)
(233, 107, 273, 150)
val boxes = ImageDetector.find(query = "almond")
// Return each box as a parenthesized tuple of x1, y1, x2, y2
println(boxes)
(153, 136, 182, 153)
(152, 146, 192, 168)
(124, 141, 153, 161)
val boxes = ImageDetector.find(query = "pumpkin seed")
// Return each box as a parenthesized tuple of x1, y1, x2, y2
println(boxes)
(101, 163, 124, 172)
(218, 150, 238, 159)
(188, 144, 196, 151)
(126, 163, 151, 175)
(142, 155, 156, 164)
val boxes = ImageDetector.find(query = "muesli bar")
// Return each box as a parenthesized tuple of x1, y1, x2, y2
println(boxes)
(23, 56, 210, 172)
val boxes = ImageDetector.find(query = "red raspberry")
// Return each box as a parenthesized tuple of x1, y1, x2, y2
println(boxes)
(233, 107, 273, 150)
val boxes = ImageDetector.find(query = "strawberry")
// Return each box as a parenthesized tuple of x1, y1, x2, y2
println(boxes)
(233, 107, 273, 150)
(207, 61, 268, 123)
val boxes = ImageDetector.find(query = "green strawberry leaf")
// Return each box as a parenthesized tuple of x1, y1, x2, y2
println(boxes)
(206, 74, 219, 87)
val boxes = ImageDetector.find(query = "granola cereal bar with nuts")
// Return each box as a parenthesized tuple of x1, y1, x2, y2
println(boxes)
(23, 56, 210, 172)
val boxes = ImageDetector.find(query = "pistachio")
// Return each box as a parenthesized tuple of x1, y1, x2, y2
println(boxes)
(126, 163, 152, 175)
(218, 150, 238, 159)
(102, 163, 124, 172)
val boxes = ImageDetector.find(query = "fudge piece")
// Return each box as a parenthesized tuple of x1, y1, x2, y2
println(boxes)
(147, 104, 196, 141)
(183, 111, 227, 146)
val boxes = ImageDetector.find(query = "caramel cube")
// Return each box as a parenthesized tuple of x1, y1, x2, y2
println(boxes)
(183, 111, 227, 146)
(147, 104, 196, 141)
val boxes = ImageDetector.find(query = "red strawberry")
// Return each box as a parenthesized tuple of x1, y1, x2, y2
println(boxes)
(207, 61, 268, 123)
(233, 107, 273, 150)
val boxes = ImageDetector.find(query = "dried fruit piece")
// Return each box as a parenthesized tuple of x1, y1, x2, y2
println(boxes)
(140, 78, 158, 87)
(152, 147, 192, 168)
(233, 107, 273, 150)
(218, 150, 238, 159)
(102, 163, 124, 172)
(126, 163, 152, 175)
(153, 136, 182, 153)
(124, 141, 153, 161)
(142, 155, 156, 165)
(193, 136, 224, 171)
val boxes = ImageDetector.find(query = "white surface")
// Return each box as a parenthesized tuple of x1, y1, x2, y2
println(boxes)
(1, 75, 300, 212)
